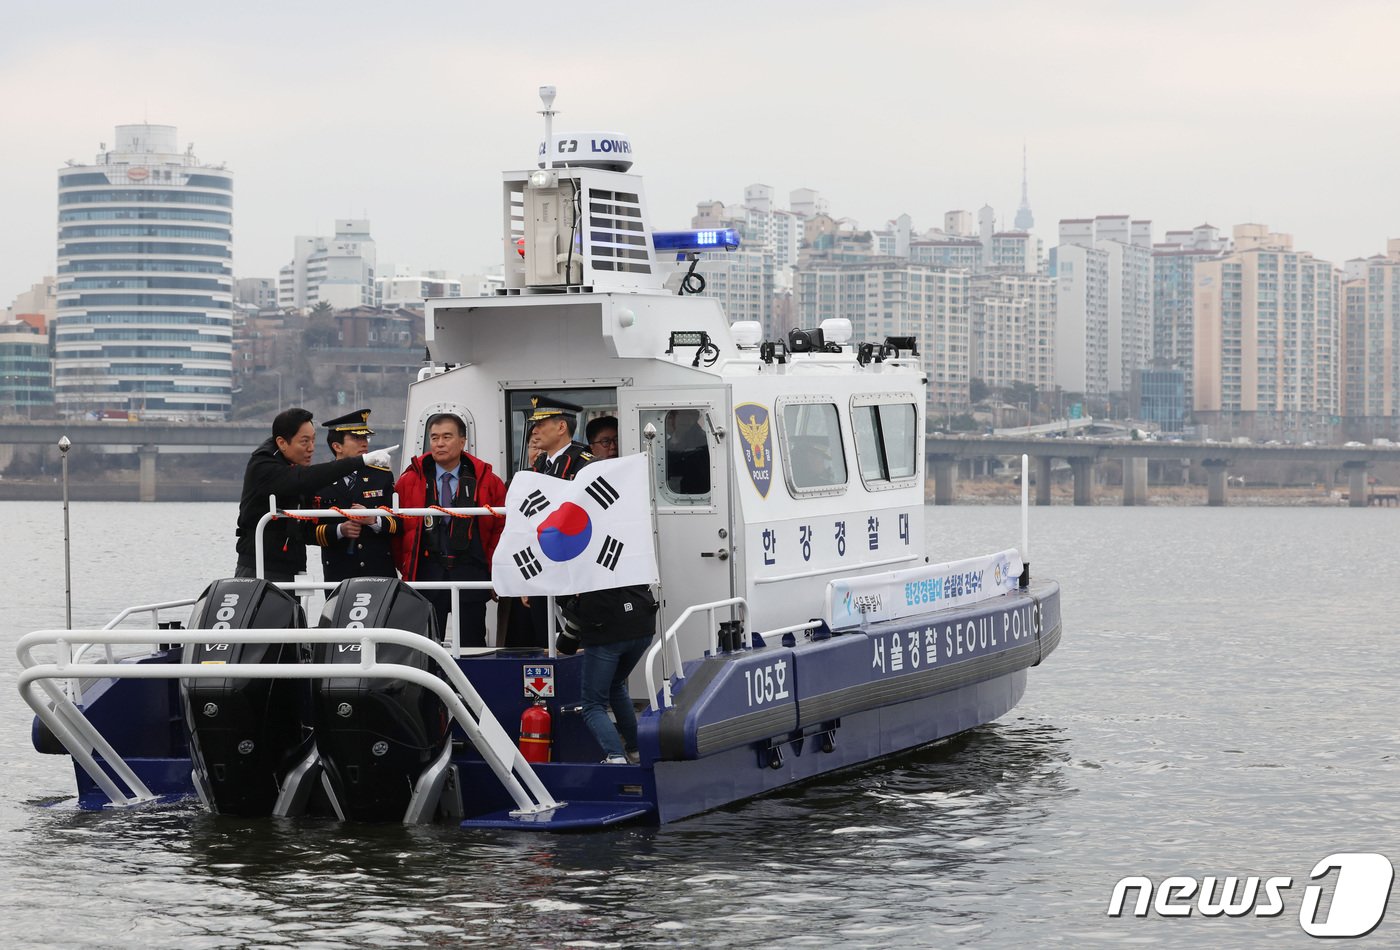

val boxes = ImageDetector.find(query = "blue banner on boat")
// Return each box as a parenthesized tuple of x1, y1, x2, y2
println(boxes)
(825, 549, 1023, 630)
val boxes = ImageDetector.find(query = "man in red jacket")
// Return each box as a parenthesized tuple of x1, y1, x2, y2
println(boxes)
(391, 412, 505, 646)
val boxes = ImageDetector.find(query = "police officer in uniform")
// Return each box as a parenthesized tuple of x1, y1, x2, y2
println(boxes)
(314, 409, 400, 582)
(528, 396, 594, 478)
(522, 396, 594, 647)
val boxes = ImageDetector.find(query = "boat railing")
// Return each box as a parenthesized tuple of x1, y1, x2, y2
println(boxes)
(55, 597, 203, 700)
(253, 501, 559, 659)
(16, 625, 563, 820)
(642, 601, 832, 711)
(644, 596, 747, 711)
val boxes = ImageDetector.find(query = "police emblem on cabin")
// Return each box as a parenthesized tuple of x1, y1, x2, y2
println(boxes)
(735, 403, 773, 498)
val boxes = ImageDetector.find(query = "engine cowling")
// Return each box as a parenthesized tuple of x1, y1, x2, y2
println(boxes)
(312, 577, 449, 822)
(181, 577, 308, 817)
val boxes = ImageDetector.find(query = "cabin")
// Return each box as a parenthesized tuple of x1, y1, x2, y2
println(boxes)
(407, 131, 929, 673)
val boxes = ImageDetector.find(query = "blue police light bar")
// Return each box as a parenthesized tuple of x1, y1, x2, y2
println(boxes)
(651, 228, 742, 253)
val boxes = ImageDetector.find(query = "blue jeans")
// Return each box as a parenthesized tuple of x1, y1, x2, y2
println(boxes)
(580, 635, 652, 759)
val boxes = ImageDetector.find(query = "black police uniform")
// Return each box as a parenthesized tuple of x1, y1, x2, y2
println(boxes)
(522, 395, 595, 647)
(315, 467, 398, 581)
(531, 441, 594, 479)
(314, 410, 400, 582)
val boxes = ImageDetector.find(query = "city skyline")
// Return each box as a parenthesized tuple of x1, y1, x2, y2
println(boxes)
(3, 1, 1399, 301)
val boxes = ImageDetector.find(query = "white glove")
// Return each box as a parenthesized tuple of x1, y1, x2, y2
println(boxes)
(364, 444, 399, 472)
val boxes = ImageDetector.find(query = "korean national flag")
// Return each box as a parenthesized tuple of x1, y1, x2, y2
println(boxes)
(491, 454, 659, 596)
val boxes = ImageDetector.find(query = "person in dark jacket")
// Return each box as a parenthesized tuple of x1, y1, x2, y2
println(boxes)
(312, 409, 400, 582)
(561, 586, 658, 765)
(235, 407, 388, 582)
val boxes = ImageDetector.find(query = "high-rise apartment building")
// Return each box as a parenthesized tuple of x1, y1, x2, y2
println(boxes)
(235, 277, 278, 311)
(54, 124, 233, 419)
(1340, 239, 1400, 438)
(690, 187, 807, 337)
(988, 231, 1040, 274)
(1051, 215, 1152, 398)
(1152, 224, 1228, 415)
(969, 273, 1057, 394)
(1193, 224, 1340, 440)
(796, 259, 970, 416)
(0, 319, 53, 415)
(277, 220, 377, 312)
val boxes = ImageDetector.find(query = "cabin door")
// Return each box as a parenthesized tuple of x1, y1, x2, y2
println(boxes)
(619, 387, 735, 679)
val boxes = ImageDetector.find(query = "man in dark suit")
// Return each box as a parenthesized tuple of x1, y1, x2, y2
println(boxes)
(313, 409, 399, 582)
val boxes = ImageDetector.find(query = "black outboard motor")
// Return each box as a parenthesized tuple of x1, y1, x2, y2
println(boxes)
(312, 577, 453, 822)
(181, 577, 308, 817)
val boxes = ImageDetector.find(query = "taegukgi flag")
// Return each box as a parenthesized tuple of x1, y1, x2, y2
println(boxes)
(491, 454, 659, 596)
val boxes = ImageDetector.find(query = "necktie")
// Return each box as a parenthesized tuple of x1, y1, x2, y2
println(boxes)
(440, 472, 454, 505)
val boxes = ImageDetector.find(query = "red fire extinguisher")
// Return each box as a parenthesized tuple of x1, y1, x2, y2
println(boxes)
(519, 699, 552, 763)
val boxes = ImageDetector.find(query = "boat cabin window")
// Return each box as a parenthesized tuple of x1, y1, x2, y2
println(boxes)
(851, 400, 919, 489)
(778, 400, 847, 496)
(639, 408, 711, 506)
(505, 387, 617, 479)
(413, 405, 477, 457)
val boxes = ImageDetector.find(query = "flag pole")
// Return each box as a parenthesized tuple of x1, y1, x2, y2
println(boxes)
(59, 436, 73, 630)
(642, 423, 664, 654)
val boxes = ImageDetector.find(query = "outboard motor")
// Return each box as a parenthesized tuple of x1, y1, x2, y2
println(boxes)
(181, 577, 308, 817)
(312, 577, 455, 822)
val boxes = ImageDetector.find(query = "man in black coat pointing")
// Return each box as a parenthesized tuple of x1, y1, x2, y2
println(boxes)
(234, 407, 393, 582)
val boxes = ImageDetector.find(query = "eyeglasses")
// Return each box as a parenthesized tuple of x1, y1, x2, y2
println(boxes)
(590, 438, 618, 448)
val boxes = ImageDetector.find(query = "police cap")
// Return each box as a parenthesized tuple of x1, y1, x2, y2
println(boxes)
(528, 395, 583, 423)
(323, 408, 375, 440)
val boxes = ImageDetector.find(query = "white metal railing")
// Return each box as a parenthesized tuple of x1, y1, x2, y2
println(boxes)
(16, 626, 562, 819)
(641, 599, 833, 712)
(252, 501, 507, 582)
(644, 596, 746, 711)
(252, 502, 558, 658)
(63, 597, 197, 664)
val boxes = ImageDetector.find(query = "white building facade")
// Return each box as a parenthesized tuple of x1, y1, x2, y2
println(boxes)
(54, 124, 234, 419)
(970, 273, 1057, 394)
(278, 219, 377, 312)
(376, 267, 464, 309)
(1051, 215, 1152, 398)
(795, 259, 971, 416)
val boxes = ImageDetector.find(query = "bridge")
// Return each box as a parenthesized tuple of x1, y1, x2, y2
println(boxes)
(3, 421, 1397, 507)
(0, 421, 405, 502)
(925, 434, 1400, 507)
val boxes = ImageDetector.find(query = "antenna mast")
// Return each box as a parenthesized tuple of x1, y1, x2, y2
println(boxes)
(538, 85, 557, 169)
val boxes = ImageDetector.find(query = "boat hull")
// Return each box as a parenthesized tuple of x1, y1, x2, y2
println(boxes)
(53, 582, 1061, 827)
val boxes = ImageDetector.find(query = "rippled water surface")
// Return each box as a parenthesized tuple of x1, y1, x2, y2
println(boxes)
(3, 502, 1398, 947)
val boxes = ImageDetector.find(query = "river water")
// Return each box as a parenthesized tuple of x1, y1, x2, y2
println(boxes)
(2, 501, 1398, 948)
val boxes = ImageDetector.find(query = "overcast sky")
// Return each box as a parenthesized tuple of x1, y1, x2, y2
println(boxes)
(3, 0, 1397, 303)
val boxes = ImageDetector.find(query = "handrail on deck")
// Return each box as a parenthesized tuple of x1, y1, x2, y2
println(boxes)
(17, 626, 562, 820)
(641, 601, 832, 712)
(643, 596, 747, 712)
(251, 500, 506, 581)
(252, 501, 529, 655)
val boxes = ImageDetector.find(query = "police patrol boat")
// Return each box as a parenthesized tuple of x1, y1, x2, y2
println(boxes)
(19, 88, 1062, 830)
